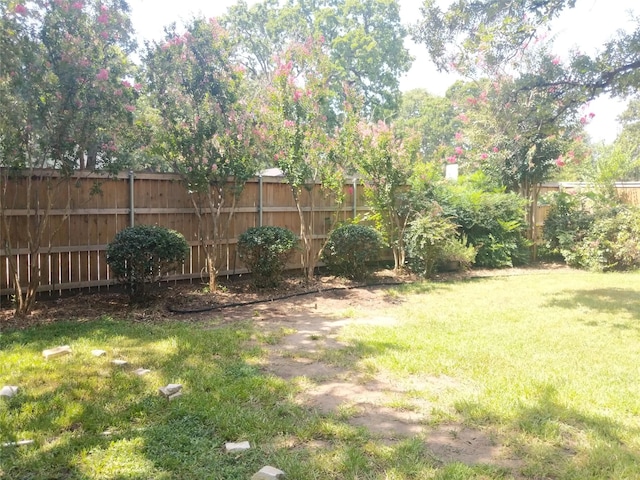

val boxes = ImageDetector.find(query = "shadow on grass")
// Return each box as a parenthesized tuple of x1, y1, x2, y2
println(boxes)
(0, 318, 329, 479)
(545, 287, 640, 325)
(454, 382, 640, 478)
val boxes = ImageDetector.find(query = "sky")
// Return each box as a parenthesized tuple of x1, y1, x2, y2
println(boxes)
(128, 0, 638, 143)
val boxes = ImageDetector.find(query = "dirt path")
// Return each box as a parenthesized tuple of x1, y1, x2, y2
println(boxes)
(230, 284, 524, 472)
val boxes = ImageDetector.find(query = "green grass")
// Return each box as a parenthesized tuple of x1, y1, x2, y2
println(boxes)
(1, 271, 640, 479)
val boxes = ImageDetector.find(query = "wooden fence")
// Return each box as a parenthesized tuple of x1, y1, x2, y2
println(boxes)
(3, 173, 640, 299)
(0, 171, 365, 298)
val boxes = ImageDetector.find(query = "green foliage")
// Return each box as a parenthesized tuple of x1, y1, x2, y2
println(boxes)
(222, 0, 411, 119)
(564, 206, 640, 272)
(395, 89, 460, 161)
(357, 121, 420, 270)
(542, 191, 595, 256)
(437, 235, 477, 272)
(413, 179, 530, 268)
(404, 208, 460, 278)
(322, 224, 382, 281)
(106, 225, 189, 295)
(238, 226, 297, 287)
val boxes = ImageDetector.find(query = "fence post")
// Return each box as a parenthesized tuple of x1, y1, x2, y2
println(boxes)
(128, 170, 135, 227)
(258, 174, 263, 227)
(352, 177, 357, 220)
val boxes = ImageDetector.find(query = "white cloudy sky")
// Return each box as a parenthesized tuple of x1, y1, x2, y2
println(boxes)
(128, 0, 638, 143)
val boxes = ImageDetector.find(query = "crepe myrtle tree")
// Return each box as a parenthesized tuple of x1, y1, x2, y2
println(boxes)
(144, 17, 264, 291)
(356, 120, 421, 270)
(0, 0, 137, 316)
(266, 37, 361, 283)
(445, 51, 591, 251)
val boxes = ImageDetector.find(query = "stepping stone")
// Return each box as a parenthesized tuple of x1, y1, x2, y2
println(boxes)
(111, 359, 128, 366)
(0, 386, 19, 398)
(43, 345, 71, 359)
(251, 466, 285, 479)
(158, 383, 183, 400)
(91, 349, 107, 357)
(2, 440, 34, 448)
(133, 368, 151, 376)
(225, 441, 250, 452)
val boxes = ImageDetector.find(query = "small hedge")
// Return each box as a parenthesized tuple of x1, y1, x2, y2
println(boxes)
(106, 225, 189, 296)
(238, 226, 297, 287)
(322, 224, 382, 280)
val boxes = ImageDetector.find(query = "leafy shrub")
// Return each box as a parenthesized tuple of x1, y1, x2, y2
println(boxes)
(437, 235, 477, 272)
(106, 225, 189, 295)
(238, 226, 297, 287)
(405, 209, 460, 278)
(322, 224, 382, 280)
(409, 177, 530, 268)
(566, 206, 640, 271)
(542, 191, 595, 257)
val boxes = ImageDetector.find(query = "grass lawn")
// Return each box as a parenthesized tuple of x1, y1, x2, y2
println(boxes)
(1, 270, 640, 479)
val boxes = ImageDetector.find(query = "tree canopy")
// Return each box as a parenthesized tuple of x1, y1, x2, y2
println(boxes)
(413, 0, 640, 101)
(222, 0, 412, 120)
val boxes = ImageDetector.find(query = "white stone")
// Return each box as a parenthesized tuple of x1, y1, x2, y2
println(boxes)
(251, 466, 286, 479)
(0, 386, 19, 398)
(42, 345, 71, 359)
(2, 440, 34, 447)
(225, 441, 251, 452)
(159, 383, 183, 398)
(111, 359, 128, 366)
(133, 368, 151, 376)
(91, 349, 107, 357)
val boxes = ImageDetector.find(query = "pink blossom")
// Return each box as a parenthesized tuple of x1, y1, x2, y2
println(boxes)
(124, 105, 136, 112)
(293, 89, 302, 102)
(14, 4, 28, 15)
(480, 153, 489, 160)
(580, 116, 587, 125)
(134, 83, 142, 91)
(457, 113, 469, 123)
(100, 31, 109, 40)
(555, 157, 565, 167)
(283, 119, 295, 128)
(114, 89, 122, 96)
(98, 13, 108, 24)
(589, 112, 595, 118)
(95, 68, 109, 81)
(100, 5, 108, 12)
(552, 56, 561, 65)
(122, 80, 131, 88)
(454, 146, 464, 155)
(446, 156, 457, 164)
(72, 1, 83, 9)
(492, 146, 499, 153)
(454, 131, 463, 141)
(211, 164, 218, 171)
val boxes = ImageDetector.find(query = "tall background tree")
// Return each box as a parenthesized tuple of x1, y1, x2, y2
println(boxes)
(0, 0, 136, 315)
(222, 0, 412, 120)
(144, 17, 263, 291)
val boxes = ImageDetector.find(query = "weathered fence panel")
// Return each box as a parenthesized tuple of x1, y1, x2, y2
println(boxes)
(3, 174, 639, 299)
(0, 171, 366, 297)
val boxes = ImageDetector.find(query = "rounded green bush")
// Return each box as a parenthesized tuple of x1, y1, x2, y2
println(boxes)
(321, 224, 382, 280)
(106, 225, 189, 295)
(238, 226, 297, 287)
